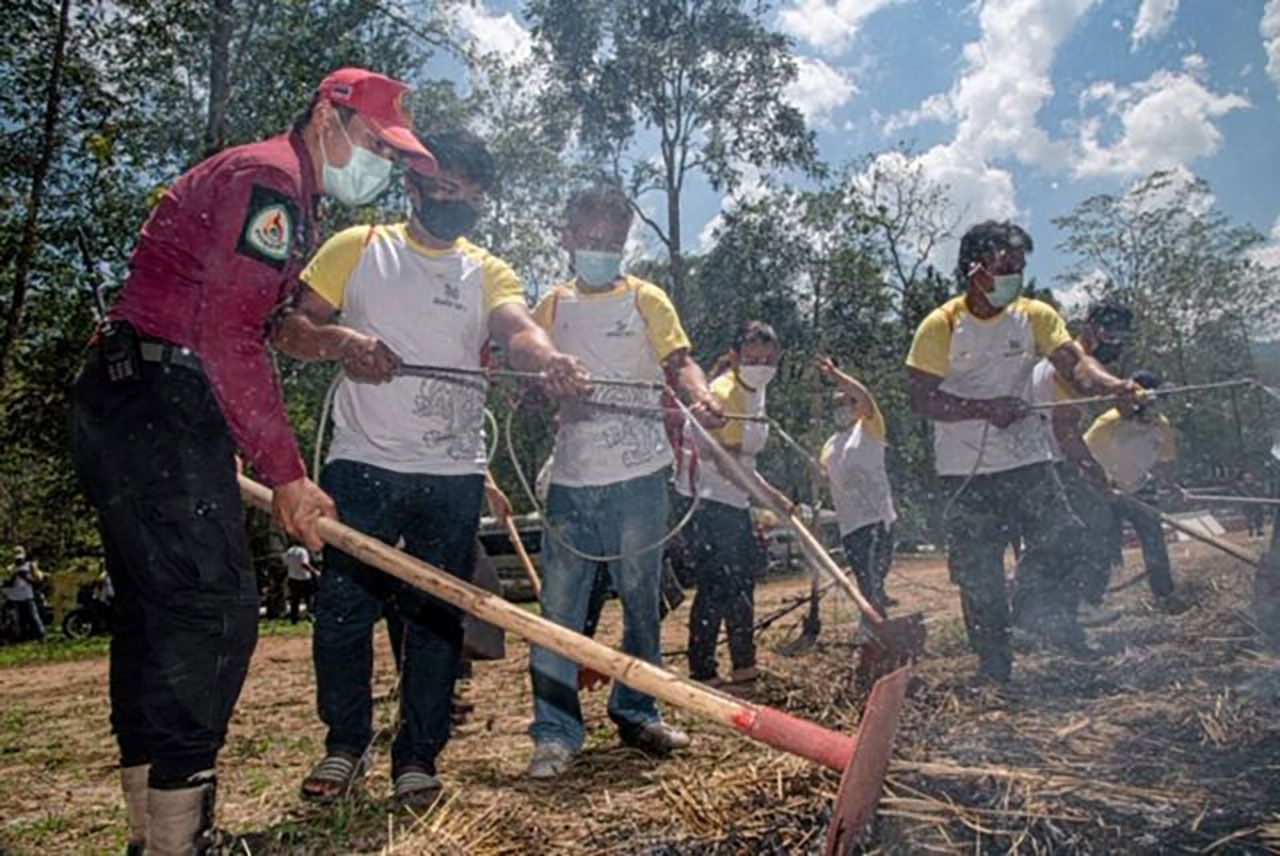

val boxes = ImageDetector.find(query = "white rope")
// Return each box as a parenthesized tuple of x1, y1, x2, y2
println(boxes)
(500, 389, 701, 564)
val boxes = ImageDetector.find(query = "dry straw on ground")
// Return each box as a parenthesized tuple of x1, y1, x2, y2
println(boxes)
(2, 542, 1279, 853)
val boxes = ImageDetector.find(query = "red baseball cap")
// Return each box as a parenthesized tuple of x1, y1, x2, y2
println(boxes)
(317, 68, 437, 175)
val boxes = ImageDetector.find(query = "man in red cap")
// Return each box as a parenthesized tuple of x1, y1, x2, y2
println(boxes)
(68, 67, 431, 855)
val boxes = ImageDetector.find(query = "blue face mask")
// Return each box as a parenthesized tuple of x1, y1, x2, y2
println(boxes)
(573, 250, 623, 288)
(988, 272, 1023, 308)
(321, 120, 393, 207)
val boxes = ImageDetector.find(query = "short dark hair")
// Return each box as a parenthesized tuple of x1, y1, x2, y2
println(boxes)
(955, 220, 1034, 286)
(1085, 300, 1134, 332)
(292, 94, 354, 133)
(733, 320, 780, 352)
(1130, 369, 1163, 390)
(419, 129, 496, 192)
(566, 182, 634, 232)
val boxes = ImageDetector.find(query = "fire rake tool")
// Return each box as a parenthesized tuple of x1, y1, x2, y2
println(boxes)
(670, 398, 926, 681)
(1115, 492, 1263, 569)
(1183, 493, 1280, 509)
(1024, 378, 1257, 411)
(240, 476, 909, 852)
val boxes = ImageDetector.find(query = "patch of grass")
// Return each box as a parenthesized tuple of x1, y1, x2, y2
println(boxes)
(4, 810, 71, 848)
(0, 636, 110, 669)
(0, 618, 310, 670)
(259, 619, 314, 639)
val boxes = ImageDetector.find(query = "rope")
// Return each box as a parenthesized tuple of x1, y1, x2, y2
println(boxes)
(1025, 377, 1256, 411)
(395, 362, 664, 391)
(312, 371, 499, 479)
(499, 387, 701, 564)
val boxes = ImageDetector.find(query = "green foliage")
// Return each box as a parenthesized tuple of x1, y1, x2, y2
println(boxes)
(2, 1, 1276, 567)
(1053, 169, 1280, 480)
(527, 0, 821, 307)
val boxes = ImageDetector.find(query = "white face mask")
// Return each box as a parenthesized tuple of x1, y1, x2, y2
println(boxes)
(738, 364, 776, 389)
(988, 272, 1023, 308)
(321, 119, 393, 207)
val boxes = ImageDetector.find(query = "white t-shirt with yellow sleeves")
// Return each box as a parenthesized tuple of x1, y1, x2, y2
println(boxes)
(906, 295, 1071, 476)
(675, 370, 768, 510)
(1084, 408, 1177, 494)
(1030, 355, 1082, 462)
(302, 223, 526, 476)
(821, 399, 896, 536)
(533, 275, 690, 488)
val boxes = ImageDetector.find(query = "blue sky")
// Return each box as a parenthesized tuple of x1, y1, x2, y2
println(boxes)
(444, 0, 1280, 304)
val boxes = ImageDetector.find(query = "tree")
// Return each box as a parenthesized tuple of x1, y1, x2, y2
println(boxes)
(0, 0, 72, 389)
(1054, 169, 1280, 478)
(526, 0, 820, 310)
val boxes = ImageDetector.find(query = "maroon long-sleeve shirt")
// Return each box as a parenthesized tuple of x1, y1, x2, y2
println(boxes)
(112, 131, 319, 487)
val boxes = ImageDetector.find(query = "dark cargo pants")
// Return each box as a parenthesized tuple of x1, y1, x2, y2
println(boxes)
(943, 462, 1083, 672)
(69, 348, 258, 788)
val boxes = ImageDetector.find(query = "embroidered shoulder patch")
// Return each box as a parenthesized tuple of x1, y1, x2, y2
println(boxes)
(236, 185, 299, 270)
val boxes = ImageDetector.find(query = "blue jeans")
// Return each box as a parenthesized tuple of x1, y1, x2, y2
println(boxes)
(314, 459, 483, 776)
(530, 469, 670, 752)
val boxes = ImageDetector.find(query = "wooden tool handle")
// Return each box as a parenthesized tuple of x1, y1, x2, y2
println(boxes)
(674, 402, 884, 625)
(1118, 493, 1262, 569)
(504, 516, 542, 599)
(239, 475, 855, 770)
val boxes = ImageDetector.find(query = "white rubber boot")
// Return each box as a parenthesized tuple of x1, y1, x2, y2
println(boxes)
(147, 774, 216, 856)
(121, 764, 150, 855)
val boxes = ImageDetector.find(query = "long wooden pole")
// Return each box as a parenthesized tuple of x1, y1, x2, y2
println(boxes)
(673, 401, 885, 626)
(1117, 493, 1262, 569)
(239, 475, 865, 772)
(1183, 493, 1280, 509)
(504, 516, 542, 598)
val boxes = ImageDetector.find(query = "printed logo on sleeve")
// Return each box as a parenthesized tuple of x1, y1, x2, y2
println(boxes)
(236, 184, 300, 271)
(245, 205, 291, 261)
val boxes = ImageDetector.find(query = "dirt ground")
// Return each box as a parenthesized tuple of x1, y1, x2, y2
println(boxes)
(3, 536, 1280, 855)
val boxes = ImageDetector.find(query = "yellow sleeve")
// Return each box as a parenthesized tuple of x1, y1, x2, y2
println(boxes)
(299, 225, 373, 309)
(819, 436, 835, 478)
(905, 307, 953, 377)
(1083, 409, 1121, 455)
(465, 243, 527, 316)
(1155, 416, 1177, 461)
(861, 397, 888, 443)
(709, 373, 745, 447)
(634, 280, 692, 362)
(1053, 375, 1077, 402)
(531, 285, 568, 332)
(1025, 299, 1072, 356)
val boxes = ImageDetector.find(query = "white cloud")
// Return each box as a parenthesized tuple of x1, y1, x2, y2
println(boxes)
(1263, 0, 1280, 97)
(1054, 268, 1107, 317)
(696, 164, 767, 250)
(778, 0, 898, 55)
(1074, 69, 1248, 178)
(874, 0, 1095, 271)
(452, 4, 533, 63)
(881, 93, 953, 135)
(1182, 53, 1206, 73)
(1131, 0, 1178, 50)
(1251, 216, 1280, 269)
(1118, 164, 1215, 217)
(785, 57, 856, 125)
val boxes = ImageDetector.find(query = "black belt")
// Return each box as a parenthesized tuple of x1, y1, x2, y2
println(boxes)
(139, 340, 203, 373)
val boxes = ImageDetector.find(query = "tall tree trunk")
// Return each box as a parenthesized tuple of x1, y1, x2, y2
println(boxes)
(666, 185, 684, 311)
(205, 0, 234, 156)
(0, 0, 73, 390)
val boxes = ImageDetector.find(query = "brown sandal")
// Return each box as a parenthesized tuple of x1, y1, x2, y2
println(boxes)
(300, 753, 365, 804)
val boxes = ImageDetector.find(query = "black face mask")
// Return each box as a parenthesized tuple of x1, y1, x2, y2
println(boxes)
(414, 196, 479, 242)
(1093, 342, 1124, 364)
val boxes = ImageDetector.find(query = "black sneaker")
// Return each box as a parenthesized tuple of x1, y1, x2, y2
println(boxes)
(977, 650, 1012, 685)
(1154, 592, 1192, 615)
(618, 721, 691, 756)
